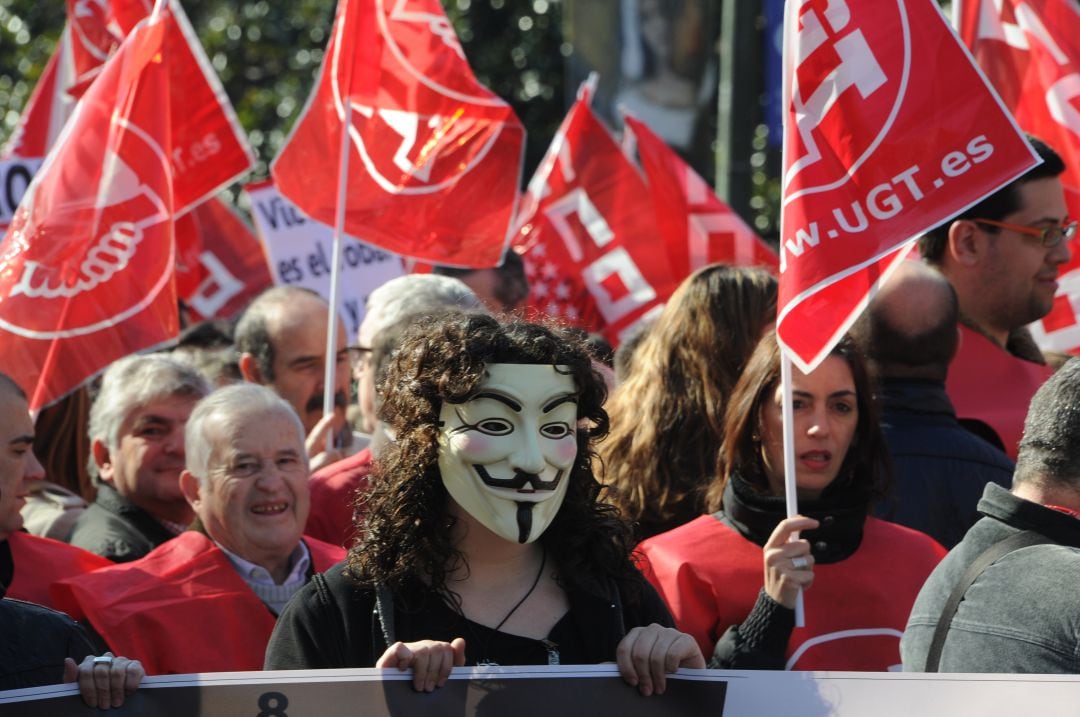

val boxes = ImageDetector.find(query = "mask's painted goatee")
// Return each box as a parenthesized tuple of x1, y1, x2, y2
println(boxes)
(516, 502, 534, 544)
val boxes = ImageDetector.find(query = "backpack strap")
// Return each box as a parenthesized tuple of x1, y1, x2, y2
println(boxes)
(924, 530, 1053, 672)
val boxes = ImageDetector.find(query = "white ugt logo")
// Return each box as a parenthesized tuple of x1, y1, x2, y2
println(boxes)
(785, 0, 887, 188)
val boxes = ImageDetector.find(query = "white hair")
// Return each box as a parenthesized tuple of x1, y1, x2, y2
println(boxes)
(89, 354, 211, 468)
(184, 383, 306, 483)
(360, 275, 484, 345)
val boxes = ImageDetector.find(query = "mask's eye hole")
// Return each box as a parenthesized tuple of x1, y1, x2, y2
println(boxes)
(476, 418, 514, 436)
(540, 422, 572, 439)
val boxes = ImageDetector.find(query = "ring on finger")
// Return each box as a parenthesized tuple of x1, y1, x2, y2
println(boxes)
(791, 556, 809, 570)
(92, 655, 114, 667)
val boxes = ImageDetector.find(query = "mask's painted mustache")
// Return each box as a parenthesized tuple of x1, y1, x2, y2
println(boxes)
(474, 465, 564, 491)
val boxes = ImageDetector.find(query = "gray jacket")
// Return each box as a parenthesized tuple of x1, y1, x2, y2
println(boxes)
(901, 483, 1080, 673)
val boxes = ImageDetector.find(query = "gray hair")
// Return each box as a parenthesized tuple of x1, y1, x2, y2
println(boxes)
(88, 354, 211, 463)
(184, 383, 306, 482)
(361, 275, 484, 344)
(234, 286, 325, 381)
(1015, 358, 1080, 488)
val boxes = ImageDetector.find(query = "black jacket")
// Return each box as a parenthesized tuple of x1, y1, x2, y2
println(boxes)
(874, 379, 1014, 548)
(0, 539, 97, 691)
(67, 484, 177, 562)
(265, 559, 673, 669)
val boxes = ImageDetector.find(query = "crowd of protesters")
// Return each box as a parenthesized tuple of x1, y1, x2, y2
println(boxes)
(3, 135, 1080, 706)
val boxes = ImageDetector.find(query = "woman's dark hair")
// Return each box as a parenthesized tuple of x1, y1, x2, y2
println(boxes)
(704, 332, 889, 512)
(348, 313, 641, 601)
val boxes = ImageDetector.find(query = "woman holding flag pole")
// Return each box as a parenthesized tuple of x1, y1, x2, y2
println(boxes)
(637, 333, 944, 671)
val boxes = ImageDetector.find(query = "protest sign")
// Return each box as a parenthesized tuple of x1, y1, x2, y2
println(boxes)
(777, 0, 1039, 372)
(0, 158, 43, 230)
(956, 0, 1080, 353)
(273, 0, 524, 268)
(247, 181, 404, 337)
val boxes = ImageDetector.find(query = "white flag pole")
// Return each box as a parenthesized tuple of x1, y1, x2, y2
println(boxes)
(780, 350, 805, 627)
(149, 0, 167, 23)
(322, 102, 352, 453)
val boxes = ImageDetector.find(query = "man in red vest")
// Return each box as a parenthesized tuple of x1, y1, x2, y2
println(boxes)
(54, 384, 345, 675)
(0, 372, 143, 705)
(919, 136, 1072, 457)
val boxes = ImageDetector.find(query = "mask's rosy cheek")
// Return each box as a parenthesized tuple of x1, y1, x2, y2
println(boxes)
(453, 433, 496, 461)
(550, 437, 578, 467)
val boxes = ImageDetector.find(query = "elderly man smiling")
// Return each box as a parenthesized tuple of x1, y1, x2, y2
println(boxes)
(54, 384, 344, 675)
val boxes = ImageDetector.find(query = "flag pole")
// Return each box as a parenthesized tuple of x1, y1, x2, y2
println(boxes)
(149, 0, 167, 23)
(780, 350, 805, 627)
(322, 102, 352, 453)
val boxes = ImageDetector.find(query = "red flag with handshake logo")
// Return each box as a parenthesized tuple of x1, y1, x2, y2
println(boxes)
(0, 12, 175, 411)
(778, 0, 1039, 371)
(956, 0, 1080, 352)
(273, 0, 524, 268)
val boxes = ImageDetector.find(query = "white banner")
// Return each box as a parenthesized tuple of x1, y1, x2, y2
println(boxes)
(246, 181, 405, 337)
(4, 665, 1080, 716)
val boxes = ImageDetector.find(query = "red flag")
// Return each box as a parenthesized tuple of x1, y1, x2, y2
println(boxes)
(0, 11, 206, 411)
(622, 113, 779, 278)
(513, 83, 679, 345)
(0, 29, 76, 161)
(956, 0, 1080, 353)
(273, 0, 524, 268)
(174, 198, 273, 321)
(778, 0, 1039, 371)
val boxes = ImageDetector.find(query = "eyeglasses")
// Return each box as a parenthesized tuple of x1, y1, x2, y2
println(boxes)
(972, 218, 1078, 248)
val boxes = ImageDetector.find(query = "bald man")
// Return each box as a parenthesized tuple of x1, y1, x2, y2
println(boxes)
(851, 261, 1013, 548)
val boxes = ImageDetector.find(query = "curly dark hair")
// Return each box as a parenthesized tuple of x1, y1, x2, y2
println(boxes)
(347, 313, 642, 603)
(704, 332, 891, 512)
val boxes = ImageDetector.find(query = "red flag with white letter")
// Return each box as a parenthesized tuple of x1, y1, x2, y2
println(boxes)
(273, 0, 524, 268)
(622, 113, 779, 278)
(513, 82, 679, 345)
(956, 0, 1080, 353)
(778, 0, 1040, 371)
(0, 9, 213, 411)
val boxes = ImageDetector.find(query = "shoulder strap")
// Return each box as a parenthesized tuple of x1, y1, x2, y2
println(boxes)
(924, 530, 1053, 672)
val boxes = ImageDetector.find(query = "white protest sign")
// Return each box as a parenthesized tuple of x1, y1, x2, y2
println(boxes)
(246, 180, 405, 337)
(0, 157, 44, 229)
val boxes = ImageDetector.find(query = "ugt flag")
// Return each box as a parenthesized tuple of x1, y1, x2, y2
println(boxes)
(778, 0, 1039, 371)
(956, 0, 1080, 352)
(274, 0, 524, 268)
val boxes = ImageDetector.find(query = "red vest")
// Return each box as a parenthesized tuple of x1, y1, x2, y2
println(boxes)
(638, 516, 945, 671)
(946, 324, 1053, 458)
(5, 532, 110, 609)
(52, 531, 344, 675)
(306, 447, 373, 548)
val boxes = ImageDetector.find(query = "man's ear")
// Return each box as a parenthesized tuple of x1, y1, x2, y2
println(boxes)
(179, 469, 202, 510)
(947, 220, 984, 268)
(238, 353, 262, 383)
(91, 439, 114, 484)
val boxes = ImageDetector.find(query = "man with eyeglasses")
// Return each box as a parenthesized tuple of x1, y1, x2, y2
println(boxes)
(53, 384, 345, 675)
(918, 135, 1071, 457)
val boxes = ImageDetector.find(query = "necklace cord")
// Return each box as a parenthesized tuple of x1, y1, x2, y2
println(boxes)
(493, 548, 547, 633)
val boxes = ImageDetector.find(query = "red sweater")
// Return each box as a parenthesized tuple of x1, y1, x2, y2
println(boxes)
(306, 447, 373, 547)
(52, 531, 344, 674)
(638, 515, 945, 671)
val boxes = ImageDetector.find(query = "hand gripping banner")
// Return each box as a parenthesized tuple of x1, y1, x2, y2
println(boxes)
(777, 0, 1039, 371)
